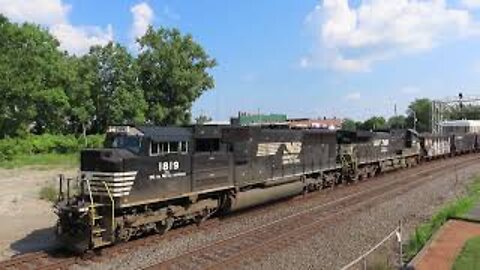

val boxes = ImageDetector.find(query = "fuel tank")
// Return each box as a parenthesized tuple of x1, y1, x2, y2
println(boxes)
(228, 181, 304, 212)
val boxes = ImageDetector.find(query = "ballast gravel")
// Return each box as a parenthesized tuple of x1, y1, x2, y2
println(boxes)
(76, 160, 480, 270)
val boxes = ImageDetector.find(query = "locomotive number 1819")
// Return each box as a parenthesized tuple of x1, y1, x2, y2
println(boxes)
(159, 161, 180, 172)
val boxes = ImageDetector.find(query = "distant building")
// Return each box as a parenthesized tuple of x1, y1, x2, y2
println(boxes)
(202, 120, 231, 126)
(230, 112, 288, 126)
(288, 118, 343, 130)
(440, 120, 480, 134)
(228, 112, 344, 129)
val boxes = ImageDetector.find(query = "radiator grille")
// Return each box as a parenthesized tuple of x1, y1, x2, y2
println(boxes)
(82, 171, 137, 197)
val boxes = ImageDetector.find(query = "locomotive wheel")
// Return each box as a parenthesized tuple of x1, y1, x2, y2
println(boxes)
(116, 227, 133, 242)
(156, 217, 174, 234)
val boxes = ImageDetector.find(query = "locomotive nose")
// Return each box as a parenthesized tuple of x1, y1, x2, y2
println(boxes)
(80, 149, 131, 172)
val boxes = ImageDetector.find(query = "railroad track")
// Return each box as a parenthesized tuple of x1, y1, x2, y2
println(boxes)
(0, 252, 47, 269)
(143, 154, 480, 270)
(0, 250, 78, 270)
(0, 154, 478, 270)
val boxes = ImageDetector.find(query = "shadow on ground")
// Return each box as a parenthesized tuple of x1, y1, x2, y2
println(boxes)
(9, 227, 57, 255)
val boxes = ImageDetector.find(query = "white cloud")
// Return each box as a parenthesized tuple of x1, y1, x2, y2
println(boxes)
(345, 92, 361, 101)
(0, 0, 113, 55)
(462, 0, 480, 9)
(130, 2, 154, 43)
(0, 0, 69, 25)
(50, 24, 113, 55)
(303, 0, 480, 72)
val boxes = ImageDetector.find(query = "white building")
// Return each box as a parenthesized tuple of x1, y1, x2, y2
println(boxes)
(440, 120, 480, 134)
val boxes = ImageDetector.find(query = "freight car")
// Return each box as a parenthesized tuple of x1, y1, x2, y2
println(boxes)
(419, 133, 451, 159)
(418, 132, 480, 159)
(53, 125, 470, 251)
(450, 133, 477, 154)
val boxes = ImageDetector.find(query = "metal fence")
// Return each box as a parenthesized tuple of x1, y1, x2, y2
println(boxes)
(340, 221, 403, 270)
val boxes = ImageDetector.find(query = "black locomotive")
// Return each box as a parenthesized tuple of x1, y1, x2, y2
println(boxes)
(54, 125, 478, 251)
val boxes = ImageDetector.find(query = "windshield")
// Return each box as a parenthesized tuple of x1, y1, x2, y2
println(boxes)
(111, 135, 142, 153)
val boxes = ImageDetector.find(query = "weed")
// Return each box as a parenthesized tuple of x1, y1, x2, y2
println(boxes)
(39, 184, 58, 202)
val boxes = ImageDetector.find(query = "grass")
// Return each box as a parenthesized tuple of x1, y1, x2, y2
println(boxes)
(367, 254, 394, 270)
(39, 184, 59, 202)
(39, 178, 79, 202)
(0, 153, 79, 169)
(452, 236, 480, 270)
(404, 177, 480, 262)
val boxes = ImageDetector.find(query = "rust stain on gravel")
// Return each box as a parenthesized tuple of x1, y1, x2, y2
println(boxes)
(413, 219, 480, 270)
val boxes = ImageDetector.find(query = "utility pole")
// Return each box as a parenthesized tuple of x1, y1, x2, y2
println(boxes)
(413, 110, 417, 131)
(408, 109, 417, 131)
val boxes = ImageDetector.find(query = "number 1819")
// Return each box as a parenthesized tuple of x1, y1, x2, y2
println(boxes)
(159, 161, 179, 171)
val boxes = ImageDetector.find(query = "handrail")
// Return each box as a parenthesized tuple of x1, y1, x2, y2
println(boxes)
(103, 181, 115, 237)
(85, 178, 94, 206)
(85, 178, 95, 226)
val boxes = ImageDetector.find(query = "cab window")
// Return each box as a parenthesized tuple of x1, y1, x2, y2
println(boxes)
(110, 136, 142, 154)
(150, 141, 188, 156)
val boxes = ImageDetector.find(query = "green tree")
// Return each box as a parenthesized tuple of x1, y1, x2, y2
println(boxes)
(85, 42, 147, 133)
(407, 98, 431, 132)
(341, 118, 357, 131)
(32, 87, 70, 134)
(195, 114, 212, 125)
(0, 15, 70, 137)
(388, 115, 407, 129)
(359, 116, 387, 130)
(138, 27, 217, 125)
(65, 55, 96, 137)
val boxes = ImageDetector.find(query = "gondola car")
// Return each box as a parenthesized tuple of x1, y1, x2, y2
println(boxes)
(450, 133, 477, 155)
(419, 133, 451, 159)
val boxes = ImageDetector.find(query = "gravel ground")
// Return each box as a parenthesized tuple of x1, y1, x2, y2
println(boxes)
(0, 167, 76, 260)
(76, 159, 480, 270)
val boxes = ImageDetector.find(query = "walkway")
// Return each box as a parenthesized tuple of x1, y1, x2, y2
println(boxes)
(412, 219, 480, 270)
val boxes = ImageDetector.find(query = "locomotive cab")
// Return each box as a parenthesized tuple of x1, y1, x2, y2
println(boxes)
(56, 126, 195, 251)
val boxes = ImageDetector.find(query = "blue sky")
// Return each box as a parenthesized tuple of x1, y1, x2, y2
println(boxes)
(2, 0, 480, 121)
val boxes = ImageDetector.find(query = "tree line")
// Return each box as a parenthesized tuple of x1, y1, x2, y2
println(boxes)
(5, 14, 480, 140)
(0, 15, 216, 139)
(343, 98, 480, 133)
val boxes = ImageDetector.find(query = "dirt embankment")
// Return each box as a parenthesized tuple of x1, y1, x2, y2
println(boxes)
(0, 167, 76, 260)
